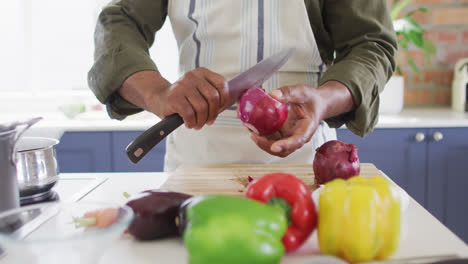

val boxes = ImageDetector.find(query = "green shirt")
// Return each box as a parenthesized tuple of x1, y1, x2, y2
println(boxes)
(88, 0, 397, 137)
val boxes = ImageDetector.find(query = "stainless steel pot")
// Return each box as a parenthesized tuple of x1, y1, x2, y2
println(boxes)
(0, 117, 42, 213)
(16, 137, 60, 198)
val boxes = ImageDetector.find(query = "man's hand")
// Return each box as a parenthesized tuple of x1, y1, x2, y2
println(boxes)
(119, 68, 229, 130)
(155, 68, 229, 129)
(250, 81, 355, 157)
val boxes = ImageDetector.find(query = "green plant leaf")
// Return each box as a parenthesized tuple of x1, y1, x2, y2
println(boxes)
(398, 37, 409, 50)
(422, 39, 437, 65)
(396, 66, 403, 76)
(405, 7, 429, 18)
(391, 0, 437, 74)
(391, 0, 413, 20)
(391, 0, 402, 9)
(393, 17, 424, 48)
(408, 58, 422, 77)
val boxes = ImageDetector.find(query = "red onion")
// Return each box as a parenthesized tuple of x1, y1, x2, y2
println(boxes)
(313, 140, 360, 184)
(237, 87, 289, 136)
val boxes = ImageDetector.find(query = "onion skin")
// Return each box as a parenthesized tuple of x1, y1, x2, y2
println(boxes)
(237, 87, 289, 136)
(313, 140, 360, 184)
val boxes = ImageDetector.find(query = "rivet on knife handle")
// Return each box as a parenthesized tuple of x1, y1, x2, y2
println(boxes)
(126, 114, 184, 164)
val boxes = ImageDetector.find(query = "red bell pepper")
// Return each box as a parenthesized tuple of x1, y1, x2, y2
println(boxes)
(245, 172, 317, 252)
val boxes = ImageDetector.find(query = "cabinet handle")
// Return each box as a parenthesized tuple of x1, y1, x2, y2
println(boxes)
(433, 131, 444, 142)
(414, 132, 425, 142)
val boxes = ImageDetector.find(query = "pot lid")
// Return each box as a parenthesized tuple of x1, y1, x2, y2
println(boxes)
(0, 121, 17, 133)
(17, 137, 59, 152)
(0, 117, 42, 134)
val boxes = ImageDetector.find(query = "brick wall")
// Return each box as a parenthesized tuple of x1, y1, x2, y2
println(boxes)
(391, 0, 468, 106)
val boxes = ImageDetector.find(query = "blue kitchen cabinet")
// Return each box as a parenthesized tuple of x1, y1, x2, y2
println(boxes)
(56, 131, 166, 173)
(337, 128, 428, 206)
(111, 131, 166, 172)
(55, 132, 112, 173)
(426, 128, 468, 243)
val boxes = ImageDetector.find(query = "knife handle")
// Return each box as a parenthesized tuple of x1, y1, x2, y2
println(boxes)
(126, 113, 184, 164)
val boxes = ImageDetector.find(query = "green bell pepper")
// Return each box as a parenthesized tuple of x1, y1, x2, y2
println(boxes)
(181, 195, 288, 264)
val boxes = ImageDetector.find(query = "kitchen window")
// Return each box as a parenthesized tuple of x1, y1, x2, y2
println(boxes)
(0, 0, 179, 115)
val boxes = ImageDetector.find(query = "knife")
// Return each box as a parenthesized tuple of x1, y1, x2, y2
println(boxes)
(126, 47, 295, 164)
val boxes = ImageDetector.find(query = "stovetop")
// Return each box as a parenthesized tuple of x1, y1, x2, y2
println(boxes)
(0, 175, 108, 258)
(38, 175, 107, 204)
(18, 175, 108, 207)
(20, 190, 59, 206)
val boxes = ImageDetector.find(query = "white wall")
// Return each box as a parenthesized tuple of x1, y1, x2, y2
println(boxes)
(0, 0, 179, 115)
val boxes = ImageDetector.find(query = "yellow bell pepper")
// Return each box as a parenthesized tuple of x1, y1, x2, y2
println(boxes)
(318, 176, 401, 263)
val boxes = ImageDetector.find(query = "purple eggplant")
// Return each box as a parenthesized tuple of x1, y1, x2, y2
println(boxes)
(125, 190, 192, 240)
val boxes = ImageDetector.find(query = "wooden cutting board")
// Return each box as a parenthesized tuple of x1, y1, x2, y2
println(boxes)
(161, 163, 382, 196)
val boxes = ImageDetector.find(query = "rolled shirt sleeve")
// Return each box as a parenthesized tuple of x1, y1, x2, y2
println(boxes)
(87, 0, 168, 119)
(318, 0, 398, 137)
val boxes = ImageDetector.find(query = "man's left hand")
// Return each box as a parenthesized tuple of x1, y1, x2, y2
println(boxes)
(250, 81, 355, 157)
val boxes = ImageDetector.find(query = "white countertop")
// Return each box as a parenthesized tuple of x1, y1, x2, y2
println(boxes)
(374, 107, 468, 128)
(63, 107, 468, 131)
(41, 107, 468, 130)
(2, 171, 465, 264)
(3, 107, 468, 140)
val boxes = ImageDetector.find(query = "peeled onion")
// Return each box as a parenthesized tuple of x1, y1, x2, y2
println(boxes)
(237, 87, 288, 136)
(313, 140, 360, 184)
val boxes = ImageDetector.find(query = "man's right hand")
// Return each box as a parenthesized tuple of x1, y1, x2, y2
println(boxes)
(119, 68, 229, 130)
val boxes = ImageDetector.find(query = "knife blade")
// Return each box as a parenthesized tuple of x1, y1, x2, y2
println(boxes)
(226, 48, 295, 106)
(126, 47, 295, 164)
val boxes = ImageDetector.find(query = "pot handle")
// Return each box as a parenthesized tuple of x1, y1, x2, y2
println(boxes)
(10, 117, 43, 165)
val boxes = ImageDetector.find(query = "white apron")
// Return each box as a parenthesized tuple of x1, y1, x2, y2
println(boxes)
(164, 0, 336, 172)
